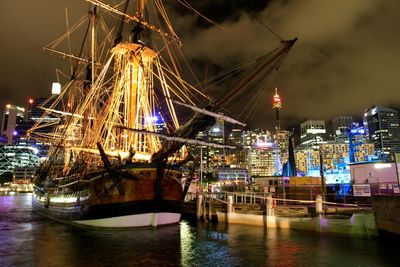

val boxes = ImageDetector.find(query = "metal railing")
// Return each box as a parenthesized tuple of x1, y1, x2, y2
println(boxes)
(201, 191, 360, 208)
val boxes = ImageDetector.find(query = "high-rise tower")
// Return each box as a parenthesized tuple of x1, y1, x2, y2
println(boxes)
(363, 105, 400, 157)
(272, 88, 282, 130)
(1, 104, 25, 144)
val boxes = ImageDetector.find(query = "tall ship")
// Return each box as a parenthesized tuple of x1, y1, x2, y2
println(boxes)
(28, 0, 297, 228)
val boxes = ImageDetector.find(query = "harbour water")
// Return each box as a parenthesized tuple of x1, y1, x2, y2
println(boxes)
(0, 194, 398, 267)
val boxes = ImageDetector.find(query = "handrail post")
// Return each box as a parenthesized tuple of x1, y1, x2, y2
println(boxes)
(316, 195, 323, 214)
(197, 193, 203, 220)
(209, 194, 212, 221)
(228, 195, 234, 213)
(266, 194, 273, 216)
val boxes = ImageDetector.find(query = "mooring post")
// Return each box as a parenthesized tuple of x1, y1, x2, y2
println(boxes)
(228, 195, 233, 214)
(316, 195, 323, 214)
(203, 193, 207, 221)
(266, 194, 273, 216)
(197, 193, 203, 220)
(208, 194, 213, 221)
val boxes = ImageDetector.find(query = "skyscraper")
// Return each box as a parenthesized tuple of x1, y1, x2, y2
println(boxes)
(227, 128, 246, 167)
(300, 120, 326, 145)
(248, 142, 278, 176)
(272, 88, 282, 130)
(332, 115, 353, 142)
(332, 116, 353, 131)
(363, 106, 400, 157)
(275, 130, 289, 164)
(1, 104, 25, 144)
(195, 118, 227, 173)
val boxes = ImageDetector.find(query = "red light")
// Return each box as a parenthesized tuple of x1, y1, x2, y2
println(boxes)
(28, 98, 34, 104)
(272, 88, 282, 109)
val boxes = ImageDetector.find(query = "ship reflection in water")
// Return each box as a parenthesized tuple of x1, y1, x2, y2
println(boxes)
(0, 195, 398, 266)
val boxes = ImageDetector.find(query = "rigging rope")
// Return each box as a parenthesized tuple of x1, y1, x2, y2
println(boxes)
(177, 0, 253, 41)
(253, 16, 283, 42)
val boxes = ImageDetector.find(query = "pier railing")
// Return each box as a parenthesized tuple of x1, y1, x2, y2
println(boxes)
(194, 191, 363, 221)
(203, 191, 359, 206)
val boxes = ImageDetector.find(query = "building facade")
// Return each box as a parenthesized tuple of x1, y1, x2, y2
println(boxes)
(0, 144, 40, 176)
(300, 120, 326, 145)
(1, 105, 25, 144)
(363, 106, 400, 157)
(332, 115, 353, 142)
(248, 142, 278, 177)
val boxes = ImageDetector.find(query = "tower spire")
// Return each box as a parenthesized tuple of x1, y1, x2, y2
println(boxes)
(272, 87, 282, 130)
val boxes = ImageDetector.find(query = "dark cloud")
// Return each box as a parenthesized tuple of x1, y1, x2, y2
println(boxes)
(172, 0, 271, 26)
(173, 0, 400, 129)
(1, 0, 399, 131)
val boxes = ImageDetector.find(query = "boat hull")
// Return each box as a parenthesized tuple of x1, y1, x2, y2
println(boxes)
(32, 164, 185, 228)
(32, 197, 181, 228)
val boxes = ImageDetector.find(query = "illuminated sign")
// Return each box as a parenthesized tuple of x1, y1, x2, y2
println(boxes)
(255, 142, 274, 148)
(52, 82, 61, 95)
(374, 163, 392, 169)
(306, 129, 326, 134)
(350, 128, 365, 135)
(353, 184, 371, 197)
(212, 127, 221, 133)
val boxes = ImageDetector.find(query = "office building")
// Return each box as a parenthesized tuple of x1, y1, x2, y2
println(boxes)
(300, 120, 326, 145)
(248, 141, 278, 177)
(363, 106, 400, 157)
(1, 104, 25, 144)
(332, 116, 353, 142)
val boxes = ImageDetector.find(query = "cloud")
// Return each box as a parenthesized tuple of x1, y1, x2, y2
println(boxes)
(0, 0, 399, 132)
(171, 0, 400, 129)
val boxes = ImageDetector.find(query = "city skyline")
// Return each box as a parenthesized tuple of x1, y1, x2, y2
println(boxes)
(0, 0, 399, 130)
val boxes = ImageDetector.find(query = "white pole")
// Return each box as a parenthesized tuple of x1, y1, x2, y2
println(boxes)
(200, 147, 203, 191)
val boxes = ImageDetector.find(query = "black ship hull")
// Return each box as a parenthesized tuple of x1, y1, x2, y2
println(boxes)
(32, 164, 185, 228)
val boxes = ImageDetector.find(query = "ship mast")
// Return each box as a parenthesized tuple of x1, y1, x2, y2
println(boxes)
(90, 7, 96, 85)
(137, 0, 145, 17)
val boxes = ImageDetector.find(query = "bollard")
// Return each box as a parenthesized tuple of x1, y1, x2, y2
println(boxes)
(203, 194, 207, 221)
(316, 195, 323, 214)
(197, 194, 203, 220)
(208, 195, 212, 221)
(266, 194, 273, 216)
(228, 195, 233, 214)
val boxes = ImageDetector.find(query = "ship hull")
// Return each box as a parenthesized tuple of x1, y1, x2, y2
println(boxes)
(32, 197, 181, 228)
(32, 164, 185, 228)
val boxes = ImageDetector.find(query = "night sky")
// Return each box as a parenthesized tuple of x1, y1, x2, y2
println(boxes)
(1, 0, 399, 131)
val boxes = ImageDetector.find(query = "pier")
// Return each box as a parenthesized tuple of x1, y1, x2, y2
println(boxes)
(182, 192, 377, 237)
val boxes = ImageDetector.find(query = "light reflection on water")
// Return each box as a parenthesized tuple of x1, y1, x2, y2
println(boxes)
(0, 195, 398, 267)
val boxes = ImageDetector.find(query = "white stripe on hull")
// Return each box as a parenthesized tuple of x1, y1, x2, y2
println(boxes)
(73, 212, 181, 228)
